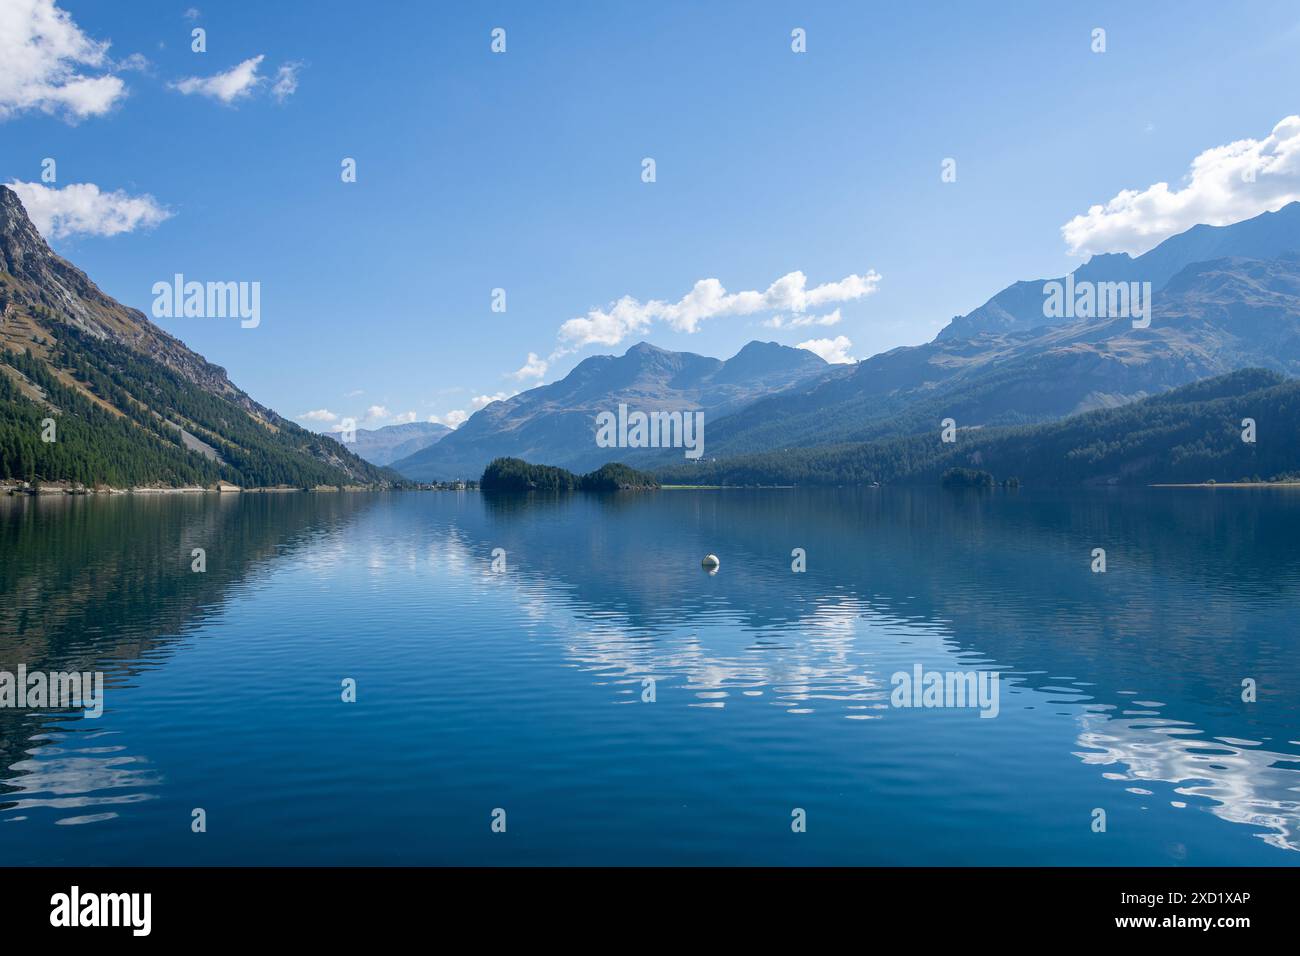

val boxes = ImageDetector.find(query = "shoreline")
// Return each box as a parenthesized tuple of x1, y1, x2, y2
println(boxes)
(0, 483, 402, 497)
(1149, 481, 1300, 488)
(12, 480, 1300, 496)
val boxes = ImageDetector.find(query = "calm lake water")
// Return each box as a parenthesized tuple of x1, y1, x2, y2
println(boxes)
(2, 488, 1299, 866)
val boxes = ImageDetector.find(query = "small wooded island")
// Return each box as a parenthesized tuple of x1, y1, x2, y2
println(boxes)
(479, 457, 659, 492)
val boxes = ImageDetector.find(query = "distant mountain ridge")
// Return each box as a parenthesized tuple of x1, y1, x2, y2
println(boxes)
(401, 203, 1300, 480)
(393, 340, 829, 480)
(674, 209, 1300, 462)
(347, 421, 450, 466)
(939, 201, 1300, 342)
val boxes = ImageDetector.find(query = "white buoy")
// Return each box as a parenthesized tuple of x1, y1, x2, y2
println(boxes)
(701, 554, 720, 570)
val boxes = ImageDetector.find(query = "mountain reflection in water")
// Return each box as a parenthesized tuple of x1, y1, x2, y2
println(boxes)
(2, 488, 1297, 864)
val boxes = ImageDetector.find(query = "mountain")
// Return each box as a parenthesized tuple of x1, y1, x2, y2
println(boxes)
(406, 205, 1300, 479)
(688, 226, 1300, 461)
(346, 421, 450, 466)
(659, 368, 1297, 487)
(939, 201, 1300, 341)
(392, 340, 828, 480)
(0, 186, 392, 488)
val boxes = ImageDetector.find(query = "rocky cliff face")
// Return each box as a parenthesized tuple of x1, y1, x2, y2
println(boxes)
(0, 185, 387, 486)
(0, 186, 251, 404)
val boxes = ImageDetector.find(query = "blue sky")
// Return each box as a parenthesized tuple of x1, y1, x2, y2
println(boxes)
(4, 0, 1300, 431)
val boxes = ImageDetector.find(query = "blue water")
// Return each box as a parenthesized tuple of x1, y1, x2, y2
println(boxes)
(2, 488, 1298, 865)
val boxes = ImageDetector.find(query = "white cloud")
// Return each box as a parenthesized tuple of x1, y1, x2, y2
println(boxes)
(555, 269, 881, 351)
(7, 181, 172, 240)
(767, 308, 843, 330)
(0, 0, 131, 121)
(430, 410, 468, 428)
(115, 52, 149, 73)
(312, 404, 419, 431)
(796, 335, 855, 364)
(343, 388, 364, 398)
(183, 8, 201, 19)
(1062, 114, 1300, 257)
(794, 307, 842, 328)
(171, 55, 265, 104)
(271, 62, 301, 103)
(510, 352, 547, 381)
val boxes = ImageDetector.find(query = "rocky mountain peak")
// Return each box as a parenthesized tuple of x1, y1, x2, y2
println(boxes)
(0, 185, 252, 408)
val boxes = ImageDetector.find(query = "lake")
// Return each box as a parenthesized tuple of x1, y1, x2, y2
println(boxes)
(2, 487, 1298, 865)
